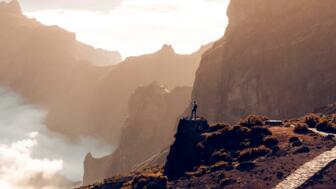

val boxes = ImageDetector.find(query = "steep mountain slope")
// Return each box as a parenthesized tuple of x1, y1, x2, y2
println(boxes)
(78, 114, 336, 189)
(85, 44, 210, 143)
(191, 0, 336, 124)
(83, 84, 192, 184)
(0, 1, 209, 144)
(0, 0, 121, 141)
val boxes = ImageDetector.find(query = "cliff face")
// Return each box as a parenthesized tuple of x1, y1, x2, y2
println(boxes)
(78, 43, 210, 143)
(192, 0, 336, 124)
(83, 84, 192, 184)
(0, 1, 208, 144)
(164, 119, 209, 180)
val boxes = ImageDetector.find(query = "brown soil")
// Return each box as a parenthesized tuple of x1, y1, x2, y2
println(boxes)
(78, 119, 336, 189)
(171, 126, 335, 189)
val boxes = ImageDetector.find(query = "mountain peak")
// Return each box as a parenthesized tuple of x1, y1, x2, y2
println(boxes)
(158, 44, 175, 54)
(0, 0, 22, 15)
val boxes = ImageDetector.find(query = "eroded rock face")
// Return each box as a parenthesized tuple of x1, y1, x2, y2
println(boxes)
(83, 84, 192, 184)
(164, 119, 209, 180)
(192, 0, 336, 124)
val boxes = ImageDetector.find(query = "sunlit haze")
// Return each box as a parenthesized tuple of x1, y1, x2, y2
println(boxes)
(2, 0, 336, 188)
(16, 0, 229, 58)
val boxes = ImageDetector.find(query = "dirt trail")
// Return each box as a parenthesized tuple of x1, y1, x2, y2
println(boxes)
(274, 128, 336, 189)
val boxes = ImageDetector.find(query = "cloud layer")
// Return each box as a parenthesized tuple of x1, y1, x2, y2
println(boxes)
(0, 135, 72, 189)
(0, 87, 114, 188)
(18, 0, 123, 11)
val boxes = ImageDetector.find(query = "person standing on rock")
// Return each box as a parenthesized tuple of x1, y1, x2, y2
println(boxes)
(191, 101, 198, 120)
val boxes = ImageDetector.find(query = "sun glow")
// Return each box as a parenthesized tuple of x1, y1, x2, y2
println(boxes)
(22, 0, 229, 58)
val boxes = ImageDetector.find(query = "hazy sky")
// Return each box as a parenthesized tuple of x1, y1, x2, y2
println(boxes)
(10, 0, 229, 58)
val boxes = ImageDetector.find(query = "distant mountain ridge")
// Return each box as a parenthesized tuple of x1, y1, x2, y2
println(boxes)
(77, 42, 211, 144)
(0, 0, 211, 144)
(0, 0, 21, 14)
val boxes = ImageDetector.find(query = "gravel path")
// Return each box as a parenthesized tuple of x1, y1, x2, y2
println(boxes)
(274, 146, 336, 189)
(273, 128, 336, 189)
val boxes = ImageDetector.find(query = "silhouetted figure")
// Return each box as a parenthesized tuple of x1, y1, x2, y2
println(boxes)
(191, 101, 198, 120)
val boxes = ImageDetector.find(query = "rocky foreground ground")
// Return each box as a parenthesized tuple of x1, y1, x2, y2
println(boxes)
(77, 113, 336, 189)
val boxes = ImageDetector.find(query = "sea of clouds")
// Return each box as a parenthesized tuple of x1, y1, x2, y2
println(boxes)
(0, 87, 114, 189)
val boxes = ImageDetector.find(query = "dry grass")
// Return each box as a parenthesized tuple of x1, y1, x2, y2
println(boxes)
(294, 124, 309, 134)
(238, 145, 271, 162)
(305, 114, 322, 128)
(316, 121, 336, 134)
(240, 115, 268, 128)
(263, 136, 280, 148)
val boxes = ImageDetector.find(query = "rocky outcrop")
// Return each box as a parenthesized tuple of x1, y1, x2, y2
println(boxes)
(164, 119, 209, 180)
(83, 84, 192, 184)
(164, 117, 276, 181)
(0, 1, 209, 144)
(191, 0, 336, 124)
